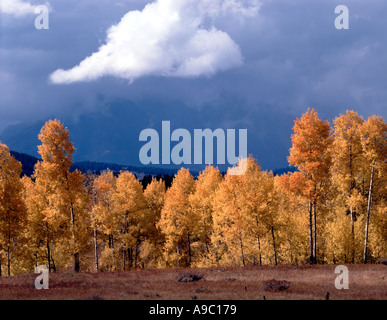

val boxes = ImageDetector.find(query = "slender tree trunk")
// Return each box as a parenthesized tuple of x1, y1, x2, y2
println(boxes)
(187, 233, 192, 266)
(176, 245, 180, 268)
(65, 170, 80, 273)
(271, 226, 278, 266)
(363, 161, 375, 264)
(122, 247, 126, 271)
(94, 229, 99, 273)
(134, 245, 139, 269)
(7, 213, 11, 276)
(313, 201, 317, 264)
(46, 241, 51, 272)
(7, 245, 11, 276)
(205, 241, 210, 253)
(255, 217, 262, 266)
(74, 253, 80, 273)
(70, 204, 80, 272)
(239, 233, 245, 267)
(308, 201, 314, 264)
(350, 205, 355, 263)
(51, 256, 56, 272)
(109, 234, 114, 249)
(128, 247, 133, 268)
(289, 239, 293, 265)
(122, 213, 127, 271)
(257, 235, 262, 266)
(349, 147, 356, 264)
(134, 229, 140, 269)
(46, 222, 51, 272)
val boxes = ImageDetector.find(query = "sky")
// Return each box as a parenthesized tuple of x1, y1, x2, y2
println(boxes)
(1, 0, 386, 171)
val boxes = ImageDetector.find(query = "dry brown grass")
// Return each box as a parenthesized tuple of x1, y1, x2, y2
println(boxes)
(0, 264, 385, 300)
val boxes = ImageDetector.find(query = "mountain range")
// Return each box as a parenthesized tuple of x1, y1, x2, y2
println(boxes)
(10, 149, 296, 180)
(0, 98, 294, 173)
(9, 150, 184, 179)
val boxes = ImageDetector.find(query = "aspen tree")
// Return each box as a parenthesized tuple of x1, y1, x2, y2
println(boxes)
(212, 166, 246, 266)
(158, 168, 195, 267)
(275, 175, 309, 265)
(141, 178, 166, 268)
(330, 111, 365, 262)
(189, 165, 222, 265)
(112, 171, 146, 269)
(360, 116, 387, 263)
(0, 143, 27, 276)
(35, 120, 88, 272)
(288, 108, 332, 264)
(22, 176, 56, 272)
(212, 157, 274, 266)
(91, 170, 116, 271)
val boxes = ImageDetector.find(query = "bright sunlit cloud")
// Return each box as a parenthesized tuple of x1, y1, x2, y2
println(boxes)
(50, 0, 260, 84)
(0, 0, 41, 17)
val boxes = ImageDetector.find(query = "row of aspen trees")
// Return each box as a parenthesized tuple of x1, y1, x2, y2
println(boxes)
(0, 109, 386, 275)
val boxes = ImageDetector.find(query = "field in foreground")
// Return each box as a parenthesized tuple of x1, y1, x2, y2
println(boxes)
(0, 265, 385, 300)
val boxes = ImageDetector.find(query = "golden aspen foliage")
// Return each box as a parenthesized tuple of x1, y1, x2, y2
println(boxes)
(158, 168, 195, 267)
(211, 157, 249, 266)
(1, 110, 385, 273)
(91, 169, 116, 271)
(329, 111, 366, 263)
(141, 177, 166, 268)
(211, 165, 244, 267)
(251, 170, 281, 266)
(0, 143, 27, 276)
(92, 171, 116, 241)
(111, 171, 146, 270)
(233, 159, 271, 266)
(143, 178, 166, 243)
(211, 157, 281, 266)
(331, 111, 365, 192)
(189, 165, 223, 267)
(22, 176, 58, 272)
(274, 175, 309, 265)
(360, 115, 387, 262)
(287, 108, 332, 264)
(34, 119, 89, 272)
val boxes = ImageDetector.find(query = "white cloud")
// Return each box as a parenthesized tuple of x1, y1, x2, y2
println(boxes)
(0, 0, 40, 17)
(50, 0, 260, 84)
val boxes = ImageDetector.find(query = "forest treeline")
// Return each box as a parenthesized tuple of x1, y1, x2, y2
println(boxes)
(9, 150, 182, 178)
(0, 109, 386, 275)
